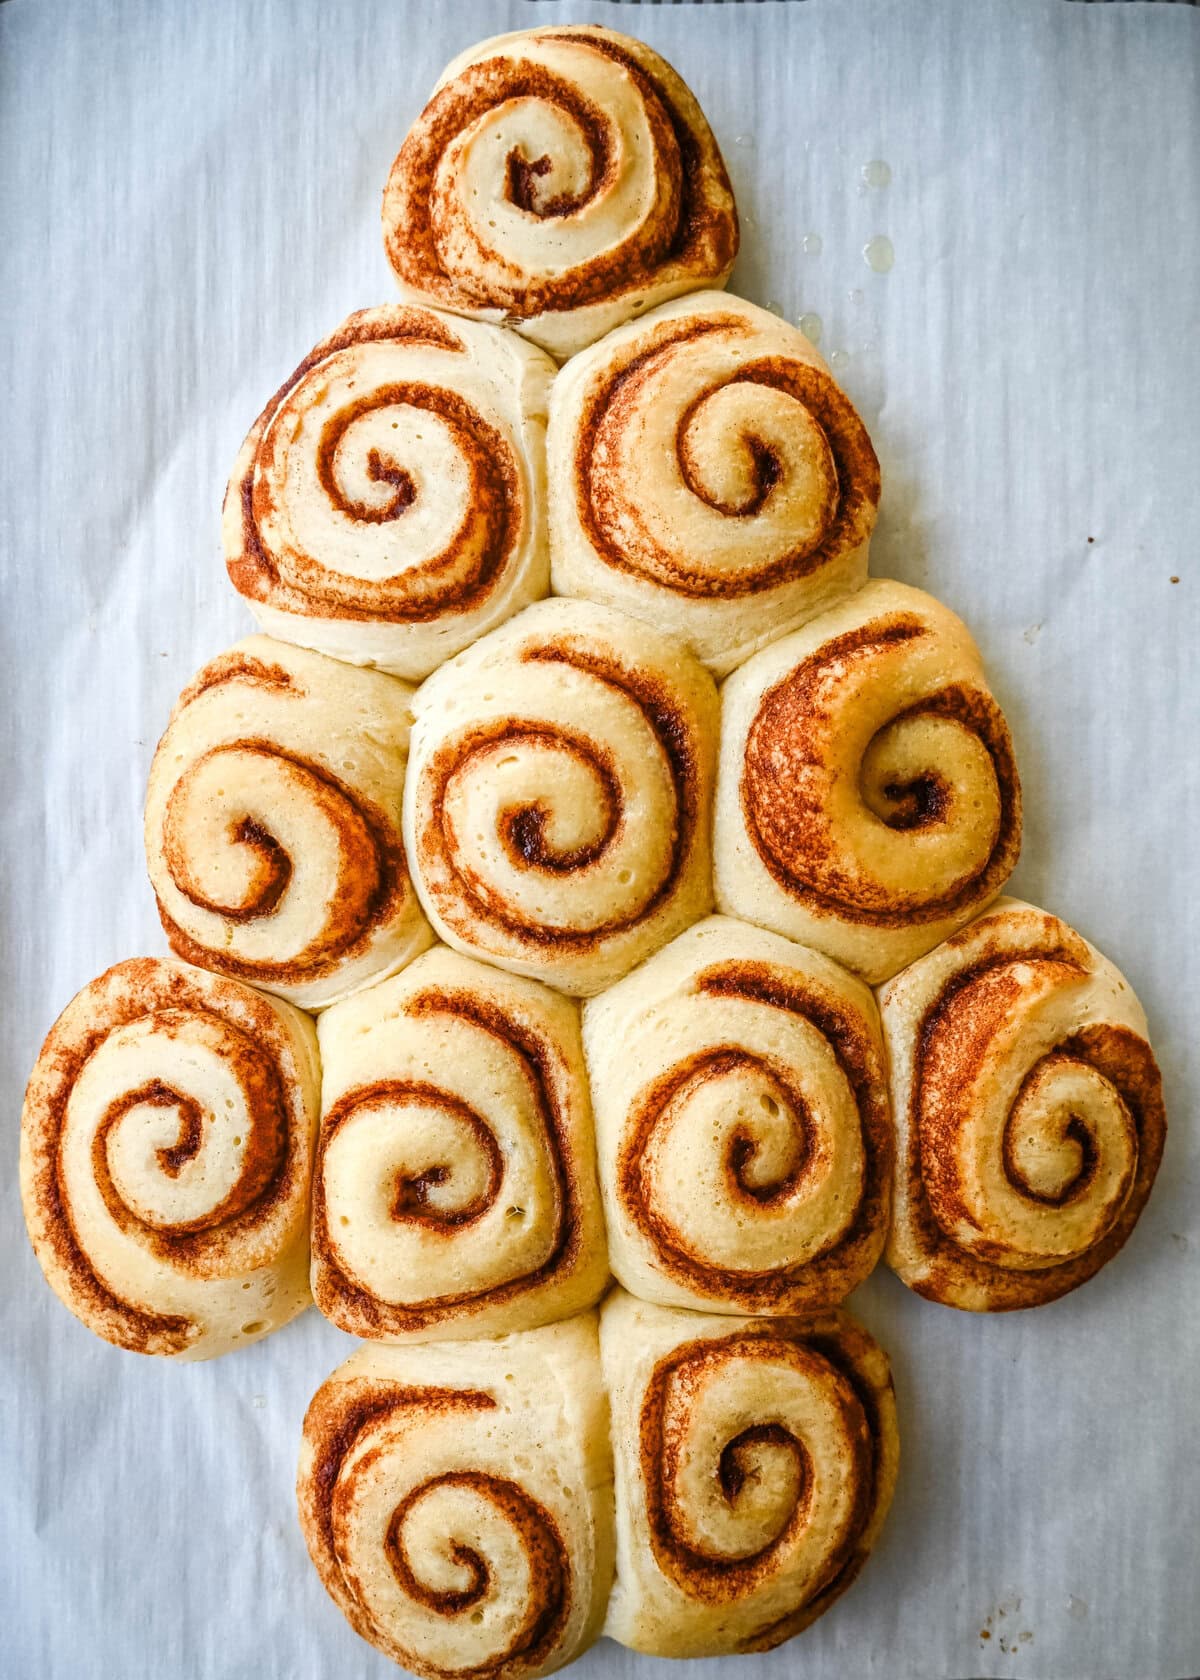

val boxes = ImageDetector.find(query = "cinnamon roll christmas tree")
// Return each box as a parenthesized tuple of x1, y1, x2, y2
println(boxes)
(19, 14, 1170, 1676)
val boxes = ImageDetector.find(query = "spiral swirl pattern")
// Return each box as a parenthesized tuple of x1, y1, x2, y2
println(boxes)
(879, 898, 1166, 1311)
(223, 305, 555, 681)
(549, 292, 880, 674)
(145, 637, 432, 1011)
(404, 598, 718, 997)
(313, 946, 608, 1340)
(297, 1316, 614, 1679)
(382, 25, 738, 360)
(19, 958, 320, 1359)
(715, 579, 1022, 985)
(583, 917, 891, 1314)
(600, 1291, 898, 1657)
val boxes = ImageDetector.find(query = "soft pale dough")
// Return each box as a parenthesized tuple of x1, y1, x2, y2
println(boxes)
(549, 291, 879, 675)
(599, 1289, 898, 1657)
(313, 944, 609, 1340)
(404, 597, 718, 996)
(144, 635, 432, 1011)
(20, 957, 320, 1359)
(297, 1313, 614, 1679)
(382, 26, 738, 360)
(583, 915, 891, 1314)
(879, 896, 1166, 1310)
(715, 578, 1022, 983)
(223, 304, 555, 682)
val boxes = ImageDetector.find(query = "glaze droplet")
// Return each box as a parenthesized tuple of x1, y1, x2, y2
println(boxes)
(798, 313, 823, 346)
(801, 232, 823, 255)
(861, 159, 892, 189)
(863, 235, 895, 274)
(830, 348, 851, 370)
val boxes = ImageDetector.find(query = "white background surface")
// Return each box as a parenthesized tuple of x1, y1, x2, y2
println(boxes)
(2, 1, 1198, 1677)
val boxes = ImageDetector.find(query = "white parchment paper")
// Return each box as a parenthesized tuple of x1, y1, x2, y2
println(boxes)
(2, 2, 1198, 1676)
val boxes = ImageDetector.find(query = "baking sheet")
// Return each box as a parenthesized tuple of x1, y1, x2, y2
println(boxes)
(2, 1, 1198, 1676)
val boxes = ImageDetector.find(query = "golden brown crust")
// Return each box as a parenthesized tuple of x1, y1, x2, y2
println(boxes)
(880, 900, 1167, 1310)
(19, 958, 317, 1358)
(382, 27, 737, 357)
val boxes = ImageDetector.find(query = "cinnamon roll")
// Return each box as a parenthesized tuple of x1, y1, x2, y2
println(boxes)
(297, 1314, 614, 1679)
(403, 598, 718, 997)
(879, 897, 1166, 1311)
(582, 916, 891, 1314)
(20, 958, 320, 1359)
(600, 1290, 898, 1657)
(549, 292, 880, 675)
(313, 945, 608, 1341)
(145, 637, 432, 1012)
(223, 305, 555, 682)
(715, 580, 1022, 984)
(381, 25, 738, 361)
